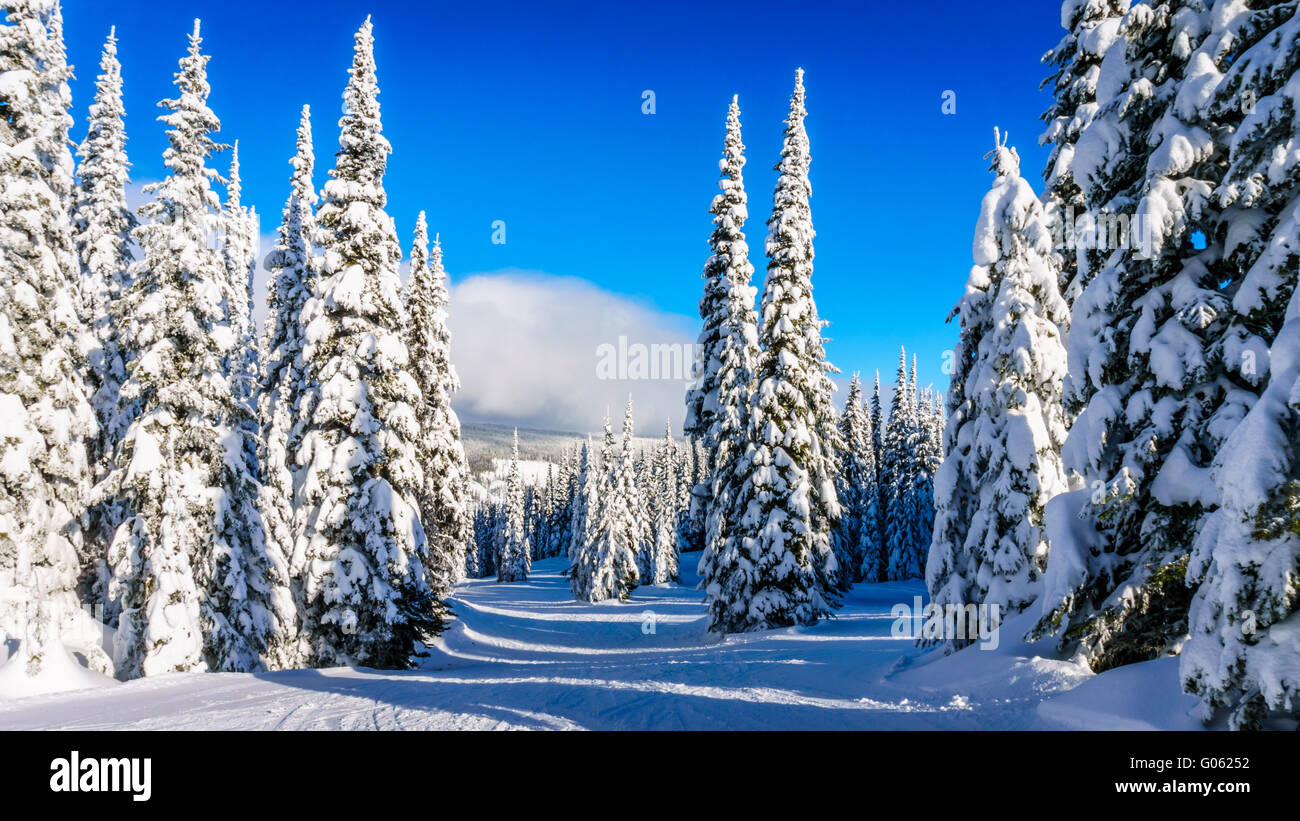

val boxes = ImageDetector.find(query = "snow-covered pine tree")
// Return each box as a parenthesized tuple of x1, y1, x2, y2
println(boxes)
(869, 372, 887, 553)
(856, 381, 886, 583)
(703, 69, 843, 633)
(926, 132, 1071, 650)
(684, 102, 757, 562)
(73, 26, 134, 476)
(570, 415, 640, 601)
(568, 438, 594, 562)
(479, 503, 500, 578)
(692, 95, 763, 603)
(1181, 0, 1300, 730)
(832, 374, 874, 588)
(1184, 249, 1300, 729)
(647, 420, 680, 584)
(472, 503, 496, 579)
(71, 25, 136, 613)
(549, 448, 573, 558)
(909, 388, 943, 582)
(0, 0, 106, 678)
(294, 17, 443, 667)
(538, 462, 555, 558)
(463, 486, 482, 579)
(108, 20, 284, 678)
(630, 446, 653, 579)
(896, 358, 928, 580)
(675, 438, 698, 552)
(1034, 1, 1241, 671)
(522, 482, 538, 567)
(256, 104, 317, 670)
(222, 141, 259, 410)
(404, 213, 472, 597)
(1040, 0, 1132, 302)
(496, 429, 530, 582)
(932, 295, 987, 618)
(621, 402, 652, 575)
(882, 349, 918, 579)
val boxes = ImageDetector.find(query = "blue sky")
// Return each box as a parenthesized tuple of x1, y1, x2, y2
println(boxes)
(62, 0, 1064, 430)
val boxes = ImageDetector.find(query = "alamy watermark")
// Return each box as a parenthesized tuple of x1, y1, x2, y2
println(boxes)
(891, 596, 1002, 650)
(1048, 206, 1154, 260)
(595, 336, 704, 383)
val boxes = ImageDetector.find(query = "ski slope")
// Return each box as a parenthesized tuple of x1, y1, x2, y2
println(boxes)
(0, 556, 1203, 730)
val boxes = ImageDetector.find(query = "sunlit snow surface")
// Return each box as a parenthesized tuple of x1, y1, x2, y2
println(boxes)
(0, 556, 1203, 730)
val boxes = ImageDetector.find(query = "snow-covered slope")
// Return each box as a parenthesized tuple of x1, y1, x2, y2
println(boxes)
(0, 557, 1200, 730)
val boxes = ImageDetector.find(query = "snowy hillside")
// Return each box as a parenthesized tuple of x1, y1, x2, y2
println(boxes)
(0, 557, 1201, 730)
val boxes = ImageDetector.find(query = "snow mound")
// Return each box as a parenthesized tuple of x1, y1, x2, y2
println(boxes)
(1037, 657, 1204, 731)
(890, 610, 1093, 704)
(0, 638, 118, 700)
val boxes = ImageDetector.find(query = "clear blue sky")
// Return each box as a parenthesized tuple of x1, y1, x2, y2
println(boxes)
(63, 0, 1063, 405)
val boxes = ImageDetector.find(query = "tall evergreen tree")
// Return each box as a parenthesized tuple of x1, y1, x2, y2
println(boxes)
(1033, 1, 1240, 671)
(869, 372, 887, 554)
(647, 420, 680, 584)
(294, 17, 442, 667)
(926, 133, 1071, 651)
(570, 415, 640, 602)
(0, 0, 105, 678)
(882, 349, 920, 579)
(405, 213, 472, 597)
(73, 26, 134, 475)
(1181, 0, 1300, 730)
(222, 141, 258, 410)
(899, 355, 936, 579)
(833, 374, 878, 587)
(568, 438, 595, 562)
(684, 96, 758, 562)
(71, 25, 136, 612)
(257, 104, 318, 670)
(496, 429, 530, 582)
(703, 69, 843, 633)
(108, 20, 282, 678)
(692, 96, 762, 603)
(628, 443, 653, 579)
(549, 448, 573, 558)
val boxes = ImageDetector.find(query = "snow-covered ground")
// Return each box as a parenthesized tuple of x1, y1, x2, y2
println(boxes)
(0, 556, 1204, 730)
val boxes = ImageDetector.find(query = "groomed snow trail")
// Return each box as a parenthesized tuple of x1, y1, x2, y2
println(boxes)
(0, 556, 1162, 730)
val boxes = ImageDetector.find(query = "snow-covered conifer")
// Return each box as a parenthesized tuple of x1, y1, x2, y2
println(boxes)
(647, 420, 680, 584)
(1034, 2, 1240, 670)
(882, 349, 920, 580)
(833, 374, 878, 587)
(72, 27, 138, 616)
(926, 133, 1070, 650)
(109, 20, 282, 678)
(294, 18, 443, 667)
(1181, 2, 1300, 729)
(222, 141, 259, 410)
(405, 213, 472, 596)
(568, 438, 595, 562)
(691, 96, 763, 603)
(570, 415, 640, 602)
(0, 0, 105, 678)
(73, 27, 135, 478)
(496, 430, 530, 582)
(702, 69, 843, 633)
(257, 104, 318, 669)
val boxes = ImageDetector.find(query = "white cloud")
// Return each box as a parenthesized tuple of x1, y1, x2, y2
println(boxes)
(127, 174, 693, 435)
(447, 270, 697, 435)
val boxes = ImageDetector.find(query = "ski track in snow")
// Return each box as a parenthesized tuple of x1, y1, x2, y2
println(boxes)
(0, 556, 1155, 730)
